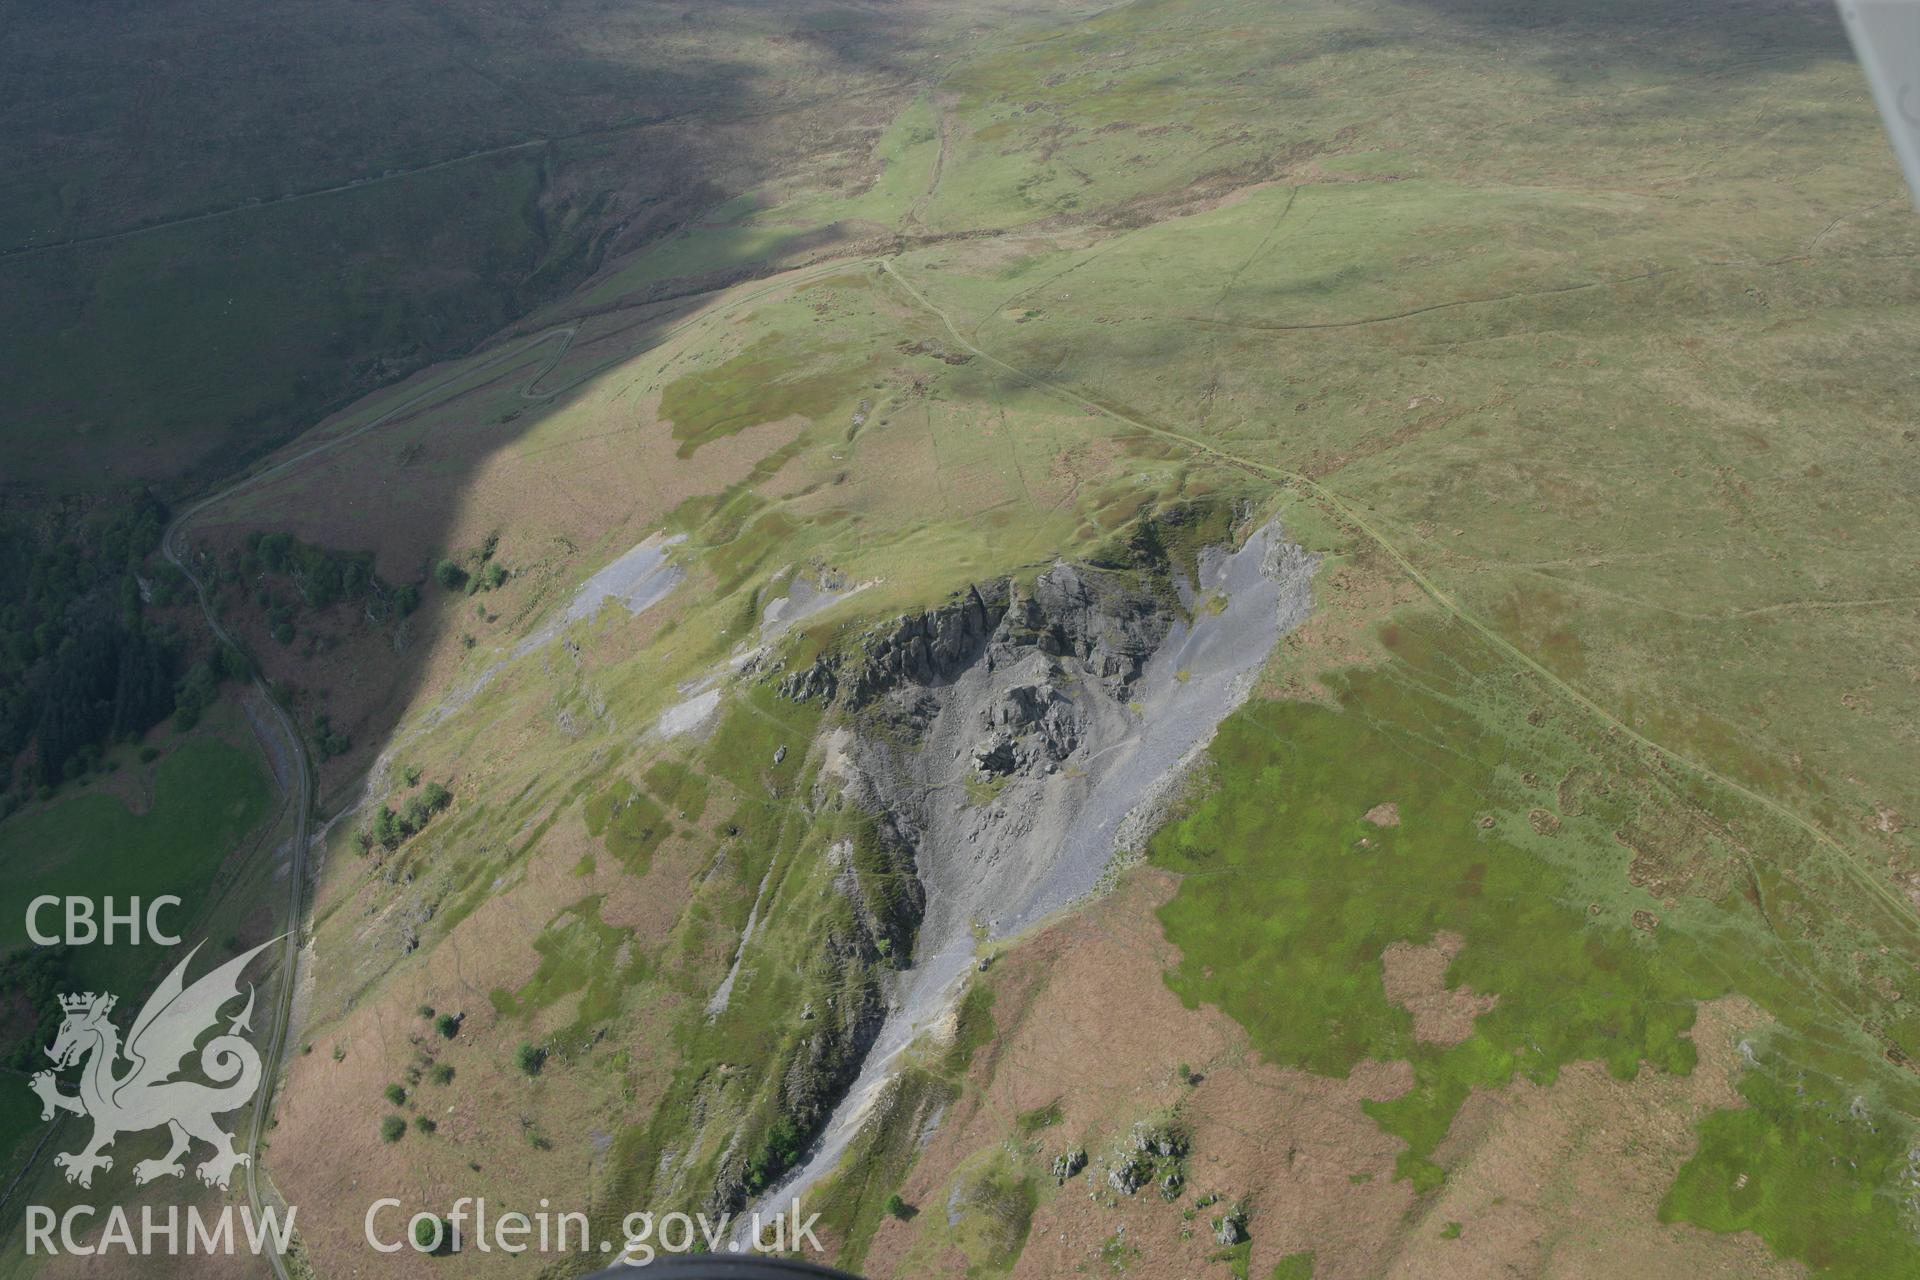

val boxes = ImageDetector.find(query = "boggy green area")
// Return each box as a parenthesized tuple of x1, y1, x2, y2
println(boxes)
(1150, 616, 1920, 1277)
(659, 330, 881, 459)
(1662, 1069, 1920, 1277)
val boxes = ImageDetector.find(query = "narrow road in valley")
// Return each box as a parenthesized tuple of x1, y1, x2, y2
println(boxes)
(160, 515, 305, 1280)
(152, 315, 586, 1280)
(147, 307, 638, 1280)
(137, 254, 864, 1278)
(874, 256, 1920, 939)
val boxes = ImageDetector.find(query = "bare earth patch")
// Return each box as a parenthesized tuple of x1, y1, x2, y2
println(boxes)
(1382, 999, 1801, 1279)
(863, 869, 1417, 1280)
(861, 872, 1805, 1280)
(1363, 801, 1401, 827)
(1380, 930, 1497, 1047)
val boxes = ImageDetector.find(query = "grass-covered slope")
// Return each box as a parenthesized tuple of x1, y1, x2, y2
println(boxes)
(56, 0, 1920, 1274)
(1151, 605, 1920, 1275)
(255, 257, 1194, 1268)
(0, 729, 273, 997)
(882, 0, 1920, 886)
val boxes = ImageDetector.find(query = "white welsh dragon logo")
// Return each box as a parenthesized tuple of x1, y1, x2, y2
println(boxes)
(29, 939, 273, 1192)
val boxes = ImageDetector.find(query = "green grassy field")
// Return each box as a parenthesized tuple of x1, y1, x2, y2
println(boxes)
(0, 720, 276, 1208)
(1151, 603, 1920, 1275)
(0, 735, 274, 995)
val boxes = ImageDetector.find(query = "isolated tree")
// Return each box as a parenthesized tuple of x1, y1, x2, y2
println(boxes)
(400, 794, 431, 833)
(413, 1214, 452, 1255)
(372, 805, 403, 849)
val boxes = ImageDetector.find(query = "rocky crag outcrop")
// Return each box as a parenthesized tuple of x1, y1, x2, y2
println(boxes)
(728, 517, 1315, 1232)
(783, 557, 1175, 714)
(716, 560, 1176, 1217)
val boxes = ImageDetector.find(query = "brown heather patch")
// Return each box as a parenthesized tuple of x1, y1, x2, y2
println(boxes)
(275, 793, 680, 1277)
(1254, 537, 1419, 705)
(864, 870, 1417, 1280)
(860, 873, 1807, 1280)
(1383, 999, 1800, 1279)
(1046, 435, 1128, 503)
(1380, 931, 1497, 1048)
(594, 824, 706, 940)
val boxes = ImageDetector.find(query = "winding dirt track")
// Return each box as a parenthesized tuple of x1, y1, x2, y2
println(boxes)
(873, 256, 1920, 942)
